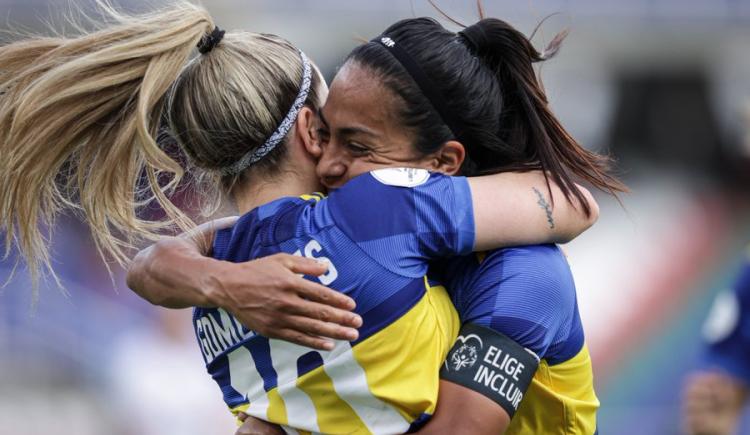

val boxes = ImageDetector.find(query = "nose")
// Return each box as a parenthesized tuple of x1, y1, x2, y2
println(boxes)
(316, 150, 348, 189)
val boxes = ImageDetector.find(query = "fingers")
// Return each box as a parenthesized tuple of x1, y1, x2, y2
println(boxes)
(284, 255, 330, 276)
(243, 307, 359, 349)
(284, 313, 359, 341)
(274, 328, 337, 351)
(266, 311, 359, 350)
(295, 278, 357, 311)
(220, 252, 364, 349)
(272, 254, 358, 312)
(285, 298, 361, 330)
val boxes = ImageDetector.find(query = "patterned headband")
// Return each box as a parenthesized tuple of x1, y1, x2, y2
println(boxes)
(222, 51, 313, 175)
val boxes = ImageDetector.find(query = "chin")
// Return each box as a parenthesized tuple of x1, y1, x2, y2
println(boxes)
(321, 179, 344, 191)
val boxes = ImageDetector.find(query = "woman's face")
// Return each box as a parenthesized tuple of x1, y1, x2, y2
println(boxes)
(315, 62, 437, 189)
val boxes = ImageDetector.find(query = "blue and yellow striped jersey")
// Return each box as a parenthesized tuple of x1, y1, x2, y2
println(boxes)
(702, 249, 750, 385)
(193, 169, 472, 434)
(433, 245, 600, 434)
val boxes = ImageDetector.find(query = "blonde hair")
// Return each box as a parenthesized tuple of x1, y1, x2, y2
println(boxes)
(0, 1, 323, 293)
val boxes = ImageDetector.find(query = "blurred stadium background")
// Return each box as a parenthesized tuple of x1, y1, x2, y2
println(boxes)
(1, 0, 749, 434)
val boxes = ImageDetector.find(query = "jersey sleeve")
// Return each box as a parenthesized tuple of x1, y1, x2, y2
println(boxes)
(325, 168, 475, 276)
(702, 259, 750, 385)
(448, 246, 583, 363)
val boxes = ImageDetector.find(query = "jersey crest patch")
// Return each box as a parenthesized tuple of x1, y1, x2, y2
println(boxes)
(371, 168, 430, 188)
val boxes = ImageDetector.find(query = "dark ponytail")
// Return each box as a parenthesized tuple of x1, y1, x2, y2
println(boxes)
(346, 17, 625, 216)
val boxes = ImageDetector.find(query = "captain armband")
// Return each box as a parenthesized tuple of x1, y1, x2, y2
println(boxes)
(440, 323, 540, 417)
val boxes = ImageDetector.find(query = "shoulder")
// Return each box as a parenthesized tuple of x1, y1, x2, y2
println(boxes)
(330, 168, 451, 199)
(211, 197, 308, 262)
(481, 245, 575, 295)
(324, 168, 460, 239)
(457, 245, 580, 357)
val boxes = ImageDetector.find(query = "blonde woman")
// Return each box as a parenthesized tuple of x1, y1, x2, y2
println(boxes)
(1, 2, 601, 433)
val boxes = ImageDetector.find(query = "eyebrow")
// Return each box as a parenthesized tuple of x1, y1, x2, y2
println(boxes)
(318, 108, 381, 139)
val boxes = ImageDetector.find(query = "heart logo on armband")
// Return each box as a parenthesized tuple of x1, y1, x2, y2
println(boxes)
(448, 333, 484, 371)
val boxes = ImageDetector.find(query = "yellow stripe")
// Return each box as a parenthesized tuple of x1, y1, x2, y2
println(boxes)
(228, 278, 459, 433)
(230, 403, 249, 427)
(299, 194, 320, 202)
(507, 344, 599, 435)
(351, 279, 460, 421)
(267, 388, 288, 426)
(299, 192, 326, 202)
(229, 388, 288, 427)
(296, 362, 367, 433)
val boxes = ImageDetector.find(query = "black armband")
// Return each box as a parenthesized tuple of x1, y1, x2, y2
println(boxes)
(440, 323, 540, 417)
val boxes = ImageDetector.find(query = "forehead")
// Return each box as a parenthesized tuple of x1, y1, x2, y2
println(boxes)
(322, 63, 400, 131)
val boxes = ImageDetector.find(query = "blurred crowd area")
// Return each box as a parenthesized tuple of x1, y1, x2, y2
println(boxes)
(1, 1, 750, 434)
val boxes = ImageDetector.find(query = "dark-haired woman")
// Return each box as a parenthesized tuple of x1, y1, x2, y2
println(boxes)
(0, 2, 602, 434)
(307, 17, 620, 434)
(140, 17, 621, 435)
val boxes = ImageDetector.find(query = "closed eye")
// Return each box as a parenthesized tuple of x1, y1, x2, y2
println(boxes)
(346, 142, 370, 155)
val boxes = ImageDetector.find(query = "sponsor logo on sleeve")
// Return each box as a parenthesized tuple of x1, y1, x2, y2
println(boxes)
(370, 168, 430, 188)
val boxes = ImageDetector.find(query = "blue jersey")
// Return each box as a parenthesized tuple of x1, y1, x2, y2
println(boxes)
(433, 245, 599, 434)
(193, 169, 471, 434)
(702, 250, 750, 385)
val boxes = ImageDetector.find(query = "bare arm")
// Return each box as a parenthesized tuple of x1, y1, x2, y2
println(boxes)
(230, 380, 515, 434)
(126, 219, 363, 351)
(416, 380, 510, 435)
(126, 171, 594, 350)
(235, 413, 284, 435)
(469, 171, 598, 251)
(231, 371, 515, 435)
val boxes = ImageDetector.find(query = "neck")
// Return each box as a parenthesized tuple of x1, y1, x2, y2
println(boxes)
(233, 172, 318, 215)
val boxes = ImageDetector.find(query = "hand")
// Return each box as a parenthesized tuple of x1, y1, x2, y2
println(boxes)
(210, 252, 362, 350)
(682, 371, 749, 435)
(235, 412, 284, 435)
(127, 218, 363, 350)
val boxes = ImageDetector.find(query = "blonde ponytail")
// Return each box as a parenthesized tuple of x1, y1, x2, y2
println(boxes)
(0, 1, 214, 290)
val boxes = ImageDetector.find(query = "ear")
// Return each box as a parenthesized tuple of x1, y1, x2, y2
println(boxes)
(430, 140, 465, 175)
(295, 106, 322, 158)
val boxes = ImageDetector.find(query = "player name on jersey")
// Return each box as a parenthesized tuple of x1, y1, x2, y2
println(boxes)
(195, 238, 339, 364)
(195, 308, 255, 363)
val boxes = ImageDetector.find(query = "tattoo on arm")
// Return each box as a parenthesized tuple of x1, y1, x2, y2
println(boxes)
(533, 187, 555, 229)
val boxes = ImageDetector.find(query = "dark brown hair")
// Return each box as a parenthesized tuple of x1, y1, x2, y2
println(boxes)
(345, 17, 625, 215)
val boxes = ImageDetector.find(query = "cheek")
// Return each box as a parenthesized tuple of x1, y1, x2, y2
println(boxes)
(344, 159, 383, 181)
(344, 153, 431, 182)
